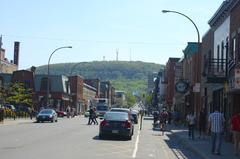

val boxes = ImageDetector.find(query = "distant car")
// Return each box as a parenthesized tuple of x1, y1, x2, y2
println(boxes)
(110, 108, 133, 121)
(4, 104, 16, 112)
(15, 105, 29, 112)
(36, 109, 58, 123)
(131, 111, 138, 124)
(99, 111, 134, 140)
(84, 110, 90, 117)
(110, 108, 131, 114)
(56, 110, 67, 117)
(96, 104, 109, 118)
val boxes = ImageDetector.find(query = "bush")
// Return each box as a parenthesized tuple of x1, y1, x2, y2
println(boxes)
(4, 108, 16, 118)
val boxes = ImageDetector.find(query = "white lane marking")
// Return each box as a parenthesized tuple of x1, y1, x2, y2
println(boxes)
(132, 130, 140, 158)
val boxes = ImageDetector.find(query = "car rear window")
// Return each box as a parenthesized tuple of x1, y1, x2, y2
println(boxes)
(40, 110, 53, 114)
(96, 105, 108, 111)
(104, 112, 128, 121)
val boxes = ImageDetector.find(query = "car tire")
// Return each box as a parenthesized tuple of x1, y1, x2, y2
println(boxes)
(127, 135, 132, 140)
(99, 134, 104, 139)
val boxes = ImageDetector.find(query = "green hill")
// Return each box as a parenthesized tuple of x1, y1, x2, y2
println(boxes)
(35, 61, 164, 94)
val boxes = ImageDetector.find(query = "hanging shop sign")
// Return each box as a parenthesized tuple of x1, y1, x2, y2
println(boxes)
(175, 80, 189, 94)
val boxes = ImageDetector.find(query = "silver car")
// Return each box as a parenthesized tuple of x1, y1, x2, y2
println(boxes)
(36, 109, 58, 123)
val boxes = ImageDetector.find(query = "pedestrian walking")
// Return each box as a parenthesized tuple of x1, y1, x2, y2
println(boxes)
(92, 107, 98, 125)
(87, 107, 95, 125)
(66, 105, 71, 118)
(231, 111, 240, 156)
(198, 108, 206, 139)
(208, 107, 225, 155)
(159, 108, 168, 135)
(186, 111, 196, 140)
(167, 110, 172, 125)
(0, 106, 4, 123)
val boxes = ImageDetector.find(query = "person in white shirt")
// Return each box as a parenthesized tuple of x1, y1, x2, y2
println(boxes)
(208, 107, 225, 155)
(186, 111, 196, 140)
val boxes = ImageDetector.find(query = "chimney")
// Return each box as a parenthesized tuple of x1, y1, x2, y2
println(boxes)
(13, 41, 20, 65)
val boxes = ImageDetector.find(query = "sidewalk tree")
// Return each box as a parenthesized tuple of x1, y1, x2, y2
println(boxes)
(5, 82, 34, 108)
(0, 85, 8, 105)
(125, 92, 136, 108)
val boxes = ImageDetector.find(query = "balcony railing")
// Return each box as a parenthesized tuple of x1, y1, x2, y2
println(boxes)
(203, 58, 227, 83)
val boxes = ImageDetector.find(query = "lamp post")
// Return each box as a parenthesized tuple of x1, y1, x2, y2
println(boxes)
(162, 10, 201, 81)
(162, 10, 200, 44)
(162, 10, 201, 113)
(46, 46, 72, 106)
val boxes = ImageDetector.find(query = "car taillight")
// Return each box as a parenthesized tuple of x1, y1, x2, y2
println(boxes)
(124, 120, 131, 128)
(100, 120, 109, 126)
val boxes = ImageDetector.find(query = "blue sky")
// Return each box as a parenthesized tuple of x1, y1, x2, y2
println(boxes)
(1, 0, 222, 69)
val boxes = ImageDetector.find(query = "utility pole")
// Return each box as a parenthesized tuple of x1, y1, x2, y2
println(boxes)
(129, 48, 132, 61)
(0, 35, 3, 73)
(0, 35, 2, 52)
(116, 48, 119, 61)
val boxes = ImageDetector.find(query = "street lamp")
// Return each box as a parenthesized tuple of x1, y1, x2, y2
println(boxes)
(162, 10, 200, 44)
(162, 10, 201, 112)
(47, 46, 72, 106)
(162, 9, 201, 84)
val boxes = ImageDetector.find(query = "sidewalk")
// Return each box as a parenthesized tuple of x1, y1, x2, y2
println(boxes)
(168, 124, 240, 159)
(0, 118, 34, 126)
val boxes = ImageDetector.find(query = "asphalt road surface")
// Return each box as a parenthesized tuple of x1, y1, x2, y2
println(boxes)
(0, 116, 202, 159)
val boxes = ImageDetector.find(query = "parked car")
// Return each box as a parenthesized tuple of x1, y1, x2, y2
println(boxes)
(4, 104, 16, 112)
(84, 110, 90, 117)
(110, 108, 131, 114)
(56, 110, 67, 117)
(131, 111, 138, 124)
(36, 109, 58, 123)
(99, 111, 134, 140)
(15, 105, 29, 113)
(110, 108, 135, 122)
(96, 103, 109, 118)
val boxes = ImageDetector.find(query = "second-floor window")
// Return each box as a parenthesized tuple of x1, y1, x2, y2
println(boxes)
(233, 37, 236, 60)
(40, 77, 50, 92)
(24, 80, 30, 89)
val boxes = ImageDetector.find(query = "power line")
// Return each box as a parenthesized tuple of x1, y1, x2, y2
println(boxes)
(2, 34, 186, 46)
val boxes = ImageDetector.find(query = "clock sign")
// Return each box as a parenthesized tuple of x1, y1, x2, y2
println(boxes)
(175, 81, 189, 93)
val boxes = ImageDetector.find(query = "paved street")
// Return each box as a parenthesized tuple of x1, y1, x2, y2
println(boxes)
(0, 116, 201, 159)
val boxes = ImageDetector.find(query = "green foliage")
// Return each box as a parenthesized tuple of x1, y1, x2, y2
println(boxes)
(125, 92, 136, 108)
(0, 85, 8, 104)
(145, 93, 153, 106)
(36, 61, 164, 95)
(5, 82, 34, 108)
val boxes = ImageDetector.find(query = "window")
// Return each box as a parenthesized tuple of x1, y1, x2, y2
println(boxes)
(24, 80, 30, 89)
(233, 37, 236, 60)
(217, 45, 220, 71)
(221, 41, 224, 70)
(238, 33, 240, 60)
(40, 77, 49, 91)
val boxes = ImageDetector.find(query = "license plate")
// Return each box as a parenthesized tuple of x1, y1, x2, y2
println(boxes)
(112, 130, 119, 134)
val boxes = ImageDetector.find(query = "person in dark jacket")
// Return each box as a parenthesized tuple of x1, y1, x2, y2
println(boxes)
(198, 108, 206, 139)
(87, 107, 95, 125)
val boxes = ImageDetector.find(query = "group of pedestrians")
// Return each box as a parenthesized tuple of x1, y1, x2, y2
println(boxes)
(184, 106, 240, 156)
(87, 107, 98, 125)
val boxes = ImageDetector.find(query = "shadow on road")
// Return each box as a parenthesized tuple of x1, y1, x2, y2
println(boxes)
(93, 135, 130, 141)
(163, 132, 202, 159)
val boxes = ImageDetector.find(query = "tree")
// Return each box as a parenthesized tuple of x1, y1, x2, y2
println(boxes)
(125, 92, 136, 108)
(5, 82, 34, 108)
(0, 84, 8, 105)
